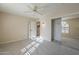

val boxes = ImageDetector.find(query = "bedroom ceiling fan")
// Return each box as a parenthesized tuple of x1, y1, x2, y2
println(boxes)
(24, 4, 45, 15)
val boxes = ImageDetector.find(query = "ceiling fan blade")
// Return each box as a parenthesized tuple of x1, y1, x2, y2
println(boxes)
(26, 4, 33, 10)
(24, 11, 43, 16)
(34, 11, 43, 15)
(24, 11, 33, 13)
(24, 10, 42, 14)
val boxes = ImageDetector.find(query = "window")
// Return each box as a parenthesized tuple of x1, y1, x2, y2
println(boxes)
(62, 20, 69, 33)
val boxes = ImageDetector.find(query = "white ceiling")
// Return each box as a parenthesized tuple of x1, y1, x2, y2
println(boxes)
(0, 3, 79, 18)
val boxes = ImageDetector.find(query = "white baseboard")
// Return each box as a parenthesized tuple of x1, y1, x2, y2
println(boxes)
(0, 39, 26, 44)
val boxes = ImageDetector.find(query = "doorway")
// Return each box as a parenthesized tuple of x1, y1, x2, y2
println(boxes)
(51, 20, 55, 41)
(51, 18, 62, 42)
(29, 20, 40, 40)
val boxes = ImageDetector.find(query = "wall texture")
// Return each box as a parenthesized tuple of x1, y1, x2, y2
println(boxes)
(40, 17, 62, 42)
(0, 12, 34, 44)
(40, 17, 51, 41)
(62, 18, 79, 39)
(0, 14, 2, 40)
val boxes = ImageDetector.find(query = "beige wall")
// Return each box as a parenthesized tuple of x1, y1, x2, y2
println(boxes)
(0, 12, 34, 44)
(0, 14, 2, 40)
(62, 18, 79, 39)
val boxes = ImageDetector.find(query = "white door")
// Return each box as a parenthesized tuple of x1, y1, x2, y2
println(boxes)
(29, 20, 36, 39)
